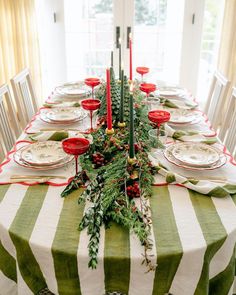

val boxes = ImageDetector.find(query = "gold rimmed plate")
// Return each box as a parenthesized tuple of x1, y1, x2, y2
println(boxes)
(55, 82, 90, 97)
(20, 141, 69, 166)
(164, 143, 226, 170)
(46, 108, 85, 123)
(40, 108, 87, 124)
(14, 145, 73, 170)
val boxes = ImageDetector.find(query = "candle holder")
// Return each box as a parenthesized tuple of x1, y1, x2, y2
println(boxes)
(128, 156, 137, 165)
(105, 128, 115, 135)
(118, 122, 126, 128)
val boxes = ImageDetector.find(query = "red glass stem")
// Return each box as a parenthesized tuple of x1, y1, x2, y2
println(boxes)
(90, 110, 93, 131)
(75, 155, 78, 175)
(92, 86, 94, 99)
(157, 125, 160, 137)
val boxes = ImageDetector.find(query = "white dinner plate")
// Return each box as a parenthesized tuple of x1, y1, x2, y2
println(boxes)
(55, 82, 90, 97)
(20, 141, 68, 166)
(169, 109, 197, 124)
(14, 150, 73, 170)
(40, 109, 87, 124)
(46, 108, 84, 123)
(164, 144, 226, 171)
(171, 142, 220, 167)
(159, 87, 181, 97)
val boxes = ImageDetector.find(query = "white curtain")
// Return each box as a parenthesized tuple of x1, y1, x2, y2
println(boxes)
(0, 0, 42, 99)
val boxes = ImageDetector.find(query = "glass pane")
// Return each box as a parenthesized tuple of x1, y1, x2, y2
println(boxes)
(197, 0, 225, 106)
(133, 0, 185, 83)
(64, 0, 113, 80)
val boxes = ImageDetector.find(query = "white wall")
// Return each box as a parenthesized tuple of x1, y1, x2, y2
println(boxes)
(35, 0, 67, 98)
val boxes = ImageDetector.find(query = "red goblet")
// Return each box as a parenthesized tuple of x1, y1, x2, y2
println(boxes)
(148, 110, 170, 137)
(136, 67, 149, 81)
(62, 137, 90, 175)
(140, 83, 156, 98)
(84, 77, 100, 99)
(81, 99, 101, 132)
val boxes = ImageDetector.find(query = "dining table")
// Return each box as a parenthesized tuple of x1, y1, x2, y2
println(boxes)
(0, 81, 236, 295)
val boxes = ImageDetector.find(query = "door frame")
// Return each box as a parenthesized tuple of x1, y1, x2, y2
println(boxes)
(115, 0, 205, 94)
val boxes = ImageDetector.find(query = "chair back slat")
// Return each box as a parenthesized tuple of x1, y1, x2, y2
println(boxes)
(221, 88, 236, 158)
(204, 71, 230, 129)
(0, 84, 19, 156)
(10, 68, 38, 129)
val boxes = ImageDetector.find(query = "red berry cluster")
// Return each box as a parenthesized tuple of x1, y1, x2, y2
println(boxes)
(92, 152, 105, 168)
(134, 143, 140, 152)
(126, 182, 140, 198)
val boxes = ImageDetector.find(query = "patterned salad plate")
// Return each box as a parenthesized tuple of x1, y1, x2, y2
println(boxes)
(40, 108, 87, 124)
(55, 82, 89, 97)
(169, 109, 198, 124)
(46, 108, 84, 123)
(20, 141, 69, 166)
(14, 142, 73, 170)
(171, 142, 220, 167)
(163, 142, 226, 170)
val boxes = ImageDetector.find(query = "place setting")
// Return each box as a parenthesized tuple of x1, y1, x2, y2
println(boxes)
(149, 134, 236, 189)
(163, 142, 227, 171)
(149, 103, 216, 136)
(25, 105, 99, 134)
(158, 85, 187, 98)
(0, 140, 76, 185)
(0, 134, 93, 185)
(47, 77, 101, 105)
(13, 141, 74, 170)
(39, 107, 87, 125)
(167, 108, 202, 126)
(146, 108, 235, 187)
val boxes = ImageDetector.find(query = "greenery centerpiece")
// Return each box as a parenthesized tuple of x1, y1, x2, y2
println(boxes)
(62, 71, 157, 270)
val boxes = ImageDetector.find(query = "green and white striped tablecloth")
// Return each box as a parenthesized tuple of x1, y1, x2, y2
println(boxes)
(1, 183, 236, 295)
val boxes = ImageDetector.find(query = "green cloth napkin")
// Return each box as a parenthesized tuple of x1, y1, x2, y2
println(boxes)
(43, 102, 80, 108)
(29, 131, 92, 142)
(160, 97, 197, 109)
(165, 124, 217, 144)
(154, 162, 236, 198)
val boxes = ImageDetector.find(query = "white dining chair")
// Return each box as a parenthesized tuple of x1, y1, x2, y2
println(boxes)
(0, 139, 6, 163)
(218, 87, 236, 158)
(0, 84, 20, 157)
(11, 68, 38, 128)
(204, 71, 230, 130)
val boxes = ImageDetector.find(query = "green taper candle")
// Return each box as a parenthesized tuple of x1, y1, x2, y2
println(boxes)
(129, 87, 135, 158)
(119, 69, 124, 123)
(111, 51, 113, 67)
(119, 38, 121, 80)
